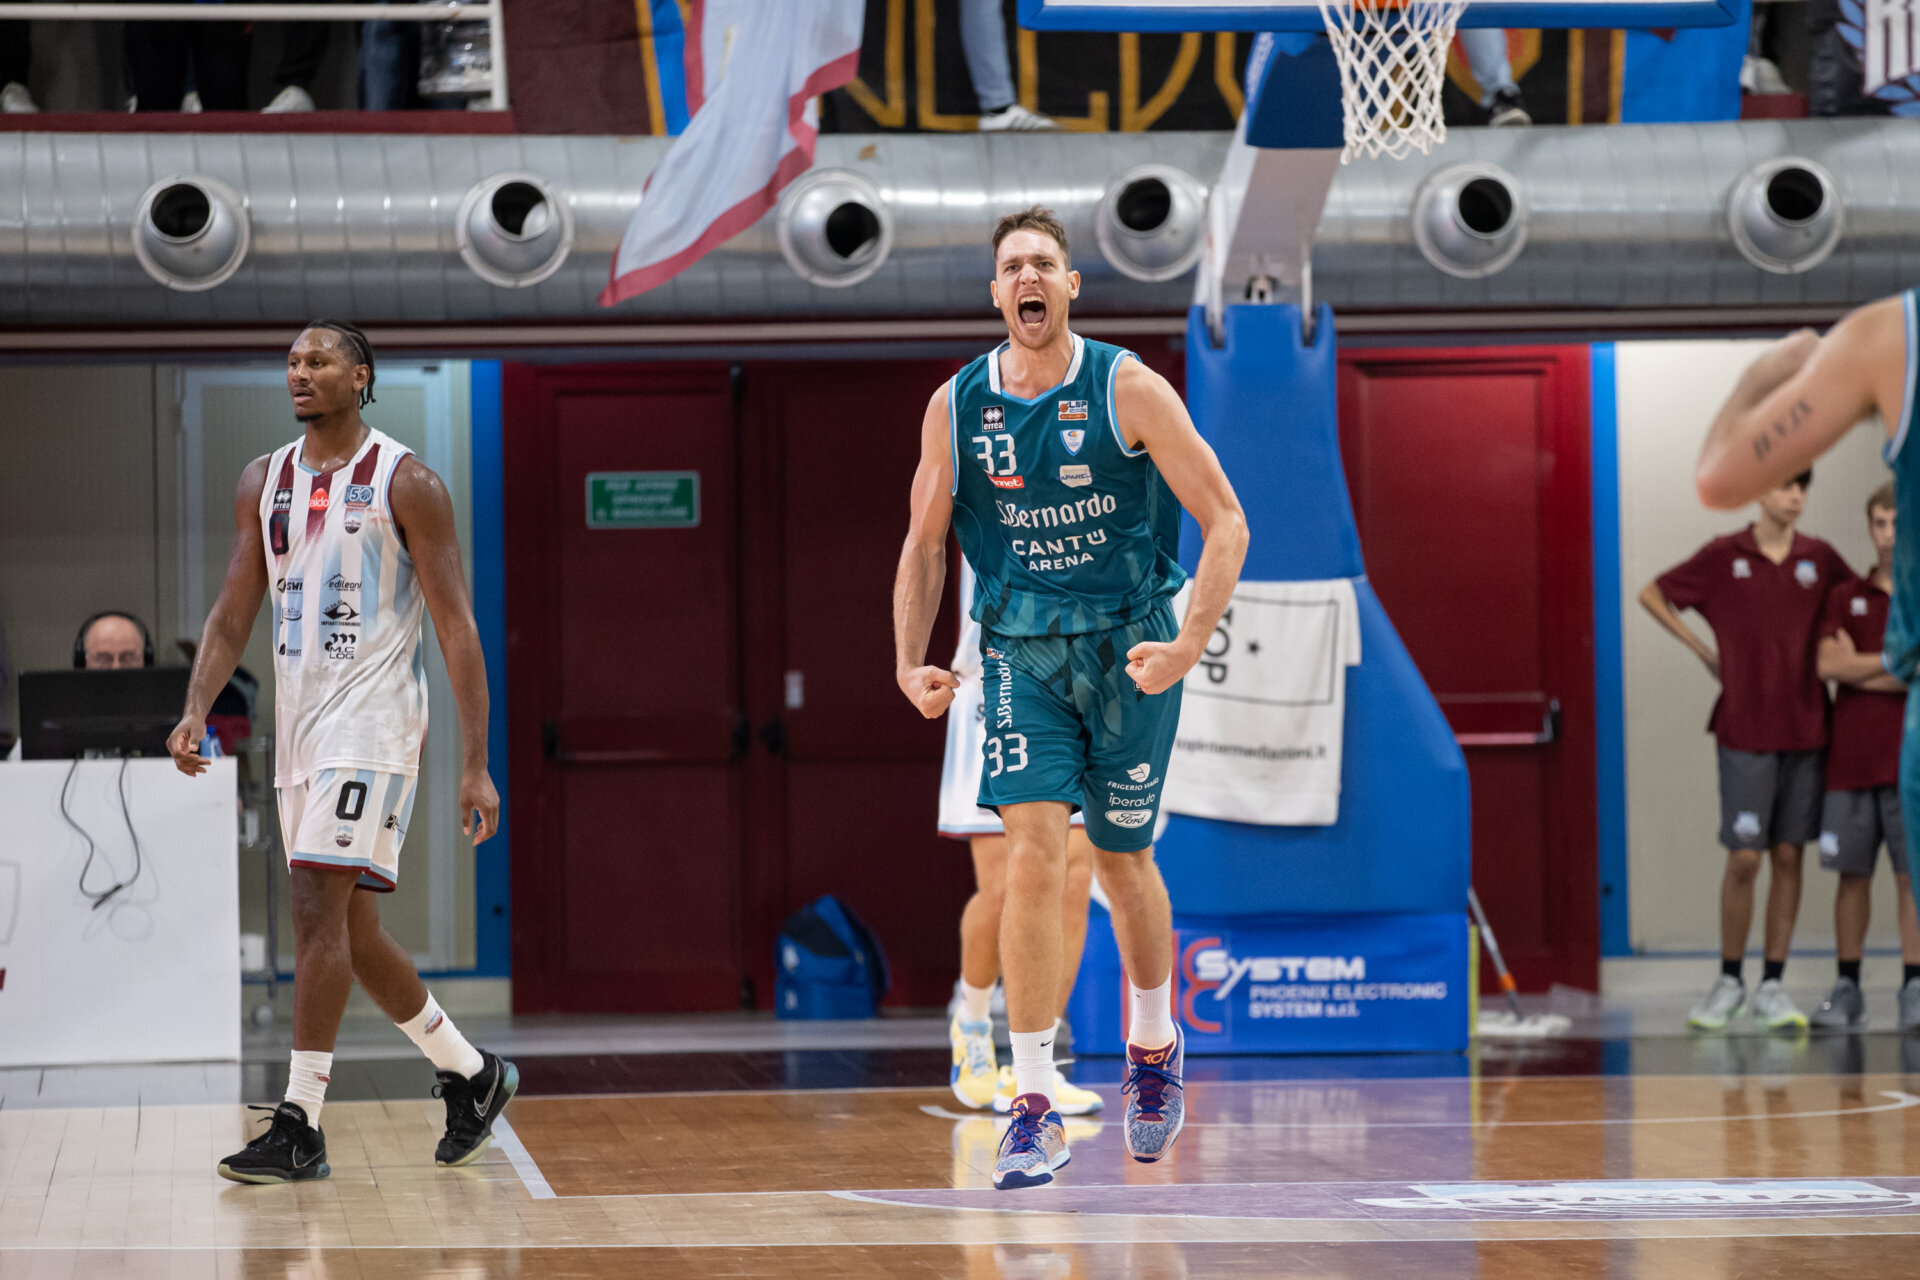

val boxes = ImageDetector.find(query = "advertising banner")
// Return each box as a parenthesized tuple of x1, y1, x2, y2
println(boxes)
(1067, 906, 1469, 1055)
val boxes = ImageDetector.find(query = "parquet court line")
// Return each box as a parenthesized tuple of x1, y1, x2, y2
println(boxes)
(916, 1089, 1920, 1128)
(489, 1115, 555, 1199)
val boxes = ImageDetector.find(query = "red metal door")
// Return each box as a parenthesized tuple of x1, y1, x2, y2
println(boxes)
(1338, 346, 1598, 992)
(744, 360, 970, 1008)
(505, 364, 749, 1012)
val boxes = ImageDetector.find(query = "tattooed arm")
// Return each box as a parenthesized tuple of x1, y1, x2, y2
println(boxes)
(1695, 296, 1909, 510)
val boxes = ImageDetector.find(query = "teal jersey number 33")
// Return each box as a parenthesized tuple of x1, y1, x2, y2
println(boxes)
(948, 333, 1186, 637)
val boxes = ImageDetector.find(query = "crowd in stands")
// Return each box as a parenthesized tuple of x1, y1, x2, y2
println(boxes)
(0, 2, 491, 113)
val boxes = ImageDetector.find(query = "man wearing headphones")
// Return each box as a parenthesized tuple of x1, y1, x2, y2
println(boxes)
(75, 611, 154, 671)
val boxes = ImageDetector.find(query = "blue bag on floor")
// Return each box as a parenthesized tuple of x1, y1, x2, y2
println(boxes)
(774, 896, 890, 1020)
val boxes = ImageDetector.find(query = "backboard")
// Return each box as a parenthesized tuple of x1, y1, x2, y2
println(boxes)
(1017, 0, 1740, 30)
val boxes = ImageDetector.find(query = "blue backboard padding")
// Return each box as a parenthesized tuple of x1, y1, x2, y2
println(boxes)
(1243, 34, 1344, 150)
(1018, 0, 1738, 30)
(1181, 304, 1363, 581)
(1159, 301, 1469, 918)
(1621, 0, 1751, 122)
(1156, 579, 1471, 915)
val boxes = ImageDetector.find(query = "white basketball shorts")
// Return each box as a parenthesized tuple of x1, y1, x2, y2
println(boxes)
(280, 767, 419, 892)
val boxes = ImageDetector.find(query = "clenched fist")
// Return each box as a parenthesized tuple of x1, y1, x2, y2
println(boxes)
(898, 665, 961, 719)
(1125, 638, 1200, 697)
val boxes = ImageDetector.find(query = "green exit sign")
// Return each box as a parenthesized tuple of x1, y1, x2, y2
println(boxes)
(586, 471, 700, 529)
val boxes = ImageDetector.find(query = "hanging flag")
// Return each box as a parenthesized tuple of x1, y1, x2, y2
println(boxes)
(600, 1, 865, 306)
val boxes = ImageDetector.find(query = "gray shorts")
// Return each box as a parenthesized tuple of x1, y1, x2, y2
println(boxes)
(1717, 746, 1824, 851)
(1819, 786, 1909, 877)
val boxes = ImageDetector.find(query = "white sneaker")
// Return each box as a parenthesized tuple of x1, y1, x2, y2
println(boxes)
(263, 85, 316, 114)
(1750, 977, 1809, 1030)
(0, 81, 38, 114)
(1687, 974, 1747, 1030)
(977, 103, 1058, 133)
(180, 91, 203, 114)
(1740, 54, 1791, 95)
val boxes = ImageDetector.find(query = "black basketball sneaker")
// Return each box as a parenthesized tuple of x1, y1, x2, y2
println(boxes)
(216, 1102, 330, 1184)
(433, 1049, 519, 1167)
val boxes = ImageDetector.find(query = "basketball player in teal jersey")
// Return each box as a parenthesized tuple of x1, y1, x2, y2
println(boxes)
(894, 206, 1248, 1190)
(1696, 294, 1920, 980)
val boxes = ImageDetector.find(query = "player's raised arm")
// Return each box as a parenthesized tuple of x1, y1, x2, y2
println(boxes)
(1115, 358, 1249, 696)
(1696, 298, 1908, 510)
(390, 455, 498, 844)
(168, 454, 272, 775)
(894, 381, 961, 719)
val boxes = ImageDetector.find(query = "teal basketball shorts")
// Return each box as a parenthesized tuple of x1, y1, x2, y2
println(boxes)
(975, 602, 1183, 853)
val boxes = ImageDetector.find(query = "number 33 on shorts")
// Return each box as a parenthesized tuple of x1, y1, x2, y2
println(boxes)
(985, 733, 1028, 776)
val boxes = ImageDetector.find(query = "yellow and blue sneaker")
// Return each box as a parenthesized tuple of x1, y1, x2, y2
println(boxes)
(993, 1092, 1069, 1190)
(1122, 1026, 1185, 1162)
(950, 1015, 999, 1109)
(993, 1064, 1104, 1115)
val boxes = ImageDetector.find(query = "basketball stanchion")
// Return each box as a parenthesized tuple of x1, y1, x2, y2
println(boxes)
(1469, 887, 1573, 1039)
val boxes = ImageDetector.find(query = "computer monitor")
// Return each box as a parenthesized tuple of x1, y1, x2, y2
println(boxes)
(17, 668, 194, 760)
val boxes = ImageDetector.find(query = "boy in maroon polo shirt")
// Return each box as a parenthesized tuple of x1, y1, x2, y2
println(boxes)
(1809, 483, 1920, 1030)
(1640, 469, 1854, 1031)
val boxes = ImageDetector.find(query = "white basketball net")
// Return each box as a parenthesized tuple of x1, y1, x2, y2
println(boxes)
(1316, 0, 1471, 162)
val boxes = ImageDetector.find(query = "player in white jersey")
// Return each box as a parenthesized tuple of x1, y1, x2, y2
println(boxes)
(942, 560, 1103, 1116)
(168, 322, 515, 1185)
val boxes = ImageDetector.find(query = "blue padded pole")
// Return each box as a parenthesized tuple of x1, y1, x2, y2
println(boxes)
(1156, 303, 1471, 919)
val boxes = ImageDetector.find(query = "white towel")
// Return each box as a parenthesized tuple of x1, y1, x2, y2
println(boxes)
(1163, 579, 1362, 826)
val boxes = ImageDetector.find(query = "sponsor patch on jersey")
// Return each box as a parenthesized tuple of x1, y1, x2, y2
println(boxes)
(308, 489, 331, 512)
(1853, 596, 1870, 615)
(334, 825, 355, 848)
(989, 475, 1026, 490)
(1106, 809, 1152, 829)
(344, 511, 364, 534)
(1059, 464, 1092, 487)
(1732, 558, 1751, 579)
(321, 600, 360, 624)
(984, 646, 1005, 661)
(982, 405, 1005, 429)
(1127, 762, 1152, 782)
(344, 483, 376, 508)
(1795, 559, 1819, 588)
(1058, 400, 1089, 421)
(1060, 428, 1086, 455)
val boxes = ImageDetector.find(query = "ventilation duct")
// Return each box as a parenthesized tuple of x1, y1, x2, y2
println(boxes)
(1727, 157, 1842, 275)
(1097, 164, 1207, 283)
(13, 124, 1920, 329)
(1410, 162, 1526, 280)
(456, 172, 574, 288)
(131, 175, 250, 292)
(775, 167, 892, 288)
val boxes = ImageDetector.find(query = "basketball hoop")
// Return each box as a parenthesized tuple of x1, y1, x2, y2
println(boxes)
(1316, 0, 1471, 162)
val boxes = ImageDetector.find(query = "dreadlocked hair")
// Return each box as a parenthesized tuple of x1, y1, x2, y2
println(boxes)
(305, 319, 377, 407)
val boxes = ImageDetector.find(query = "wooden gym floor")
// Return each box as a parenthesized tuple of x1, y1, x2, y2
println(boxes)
(9, 1034, 1920, 1277)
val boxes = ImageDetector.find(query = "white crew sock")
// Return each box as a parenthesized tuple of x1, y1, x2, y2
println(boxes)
(397, 992, 485, 1078)
(1129, 978, 1176, 1049)
(283, 1049, 333, 1126)
(958, 980, 994, 1024)
(1010, 1027, 1057, 1108)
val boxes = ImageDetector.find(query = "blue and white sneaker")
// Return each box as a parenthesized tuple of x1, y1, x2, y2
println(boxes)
(993, 1092, 1069, 1190)
(1122, 1026, 1185, 1162)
